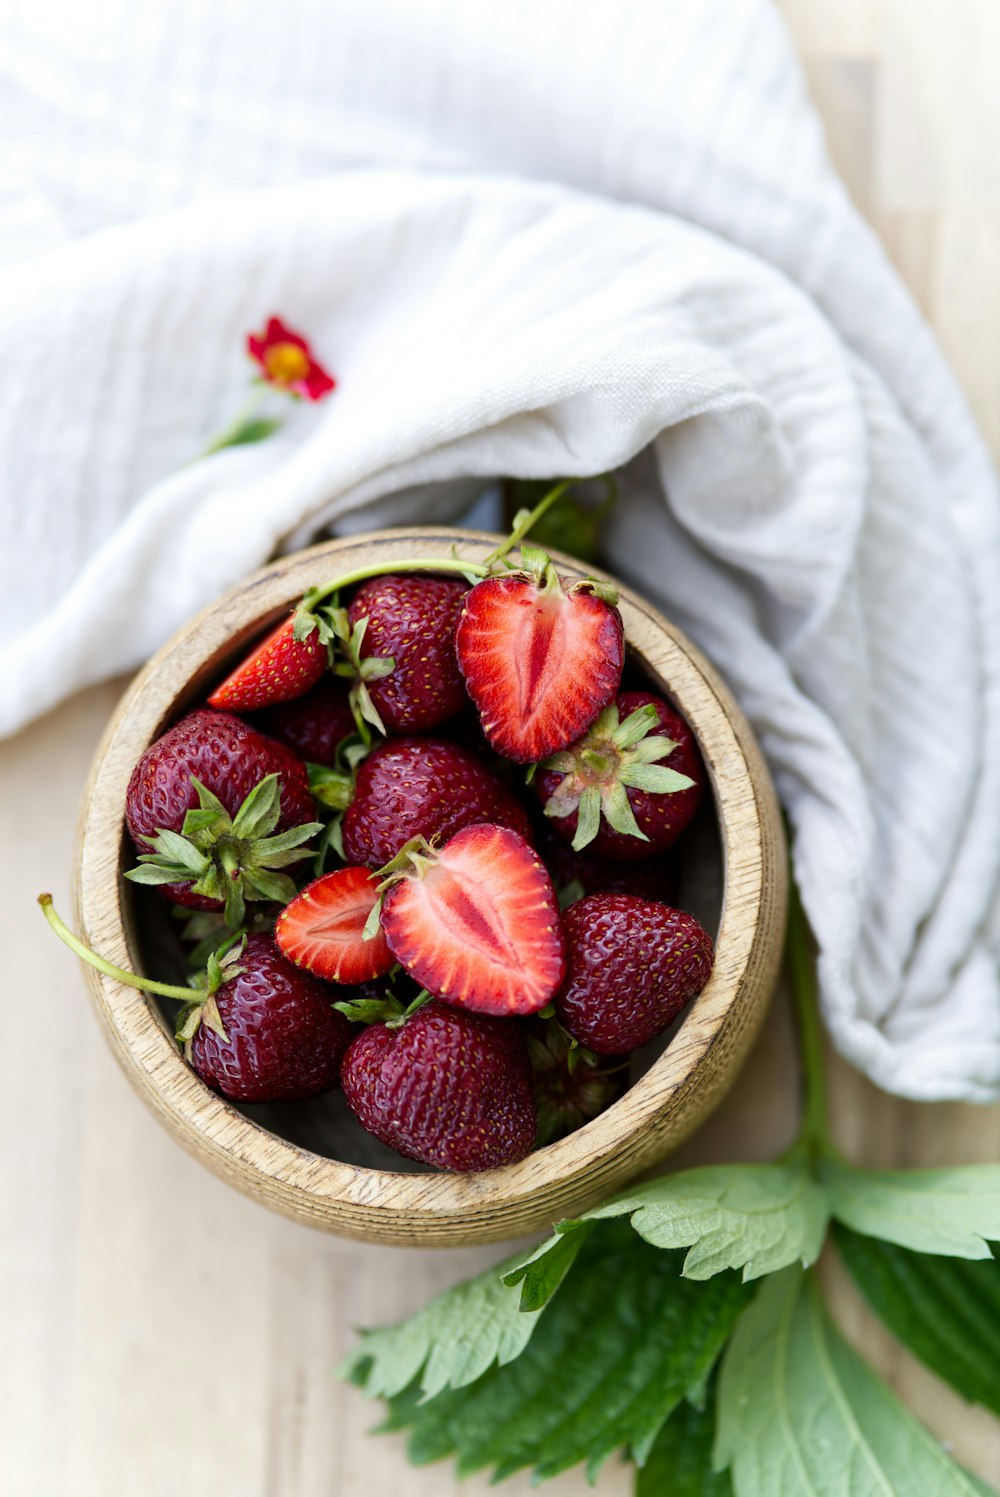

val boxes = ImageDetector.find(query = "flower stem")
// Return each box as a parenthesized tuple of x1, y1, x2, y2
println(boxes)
(201, 384, 270, 456)
(785, 872, 830, 1162)
(38, 894, 197, 1003)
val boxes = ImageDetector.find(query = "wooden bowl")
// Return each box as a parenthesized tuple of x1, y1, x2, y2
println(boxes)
(75, 528, 786, 1246)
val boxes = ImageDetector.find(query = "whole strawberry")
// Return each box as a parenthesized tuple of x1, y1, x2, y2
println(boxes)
(125, 709, 319, 922)
(526, 1020, 624, 1143)
(340, 1001, 536, 1170)
(537, 689, 704, 860)
(346, 574, 468, 733)
(538, 830, 679, 907)
(341, 737, 533, 868)
(456, 550, 624, 762)
(253, 677, 354, 765)
(184, 935, 353, 1101)
(555, 894, 714, 1054)
(208, 612, 327, 712)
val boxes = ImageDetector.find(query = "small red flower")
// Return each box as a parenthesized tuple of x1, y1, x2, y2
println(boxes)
(247, 316, 336, 401)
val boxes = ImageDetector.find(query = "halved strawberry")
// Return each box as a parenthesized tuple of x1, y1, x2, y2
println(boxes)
(208, 614, 327, 712)
(379, 823, 565, 1016)
(455, 551, 625, 763)
(276, 867, 394, 984)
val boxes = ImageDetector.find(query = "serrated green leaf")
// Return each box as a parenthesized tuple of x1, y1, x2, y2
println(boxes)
(823, 1159, 1000, 1258)
(506, 1163, 827, 1300)
(502, 1224, 592, 1311)
(366, 1225, 751, 1484)
(636, 1379, 732, 1497)
(834, 1223, 1000, 1416)
(341, 1249, 537, 1401)
(715, 1265, 988, 1497)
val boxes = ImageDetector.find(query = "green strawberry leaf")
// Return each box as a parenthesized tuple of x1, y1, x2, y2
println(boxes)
(341, 1248, 539, 1402)
(503, 1223, 592, 1311)
(715, 1265, 990, 1497)
(823, 1159, 1000, 1257)
(504, 1162, 827, 1306)
(636, 1378, 732, 1497)
(360, 1223, 751, 1484)
(834, 1223, 1000, 1415)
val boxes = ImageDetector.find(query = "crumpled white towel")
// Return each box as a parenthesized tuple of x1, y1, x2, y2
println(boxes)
(2, 0, 1000, 1103)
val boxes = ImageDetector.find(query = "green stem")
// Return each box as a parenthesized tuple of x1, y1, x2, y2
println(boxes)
(38, 895, 198, 1003)
(302, 557, 490, 614)
(483, 479, 574, 566)
(785, 873, 830, 1162)
(201, 384, 269, 456)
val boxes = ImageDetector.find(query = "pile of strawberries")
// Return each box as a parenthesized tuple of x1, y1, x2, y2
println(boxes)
(73, 521, 716, 1173)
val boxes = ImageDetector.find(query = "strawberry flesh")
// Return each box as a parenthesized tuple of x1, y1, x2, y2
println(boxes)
(341, 737, 533, 868)
(340, 1001, 536, 1170)
(380, 823, 565, 1016)
(556, 894, 714, 1054)
(276, 867, 394, 984)
(189, 935, 354, 1101)
(456, 571, 624, 762)
(208, 614, 327, 712)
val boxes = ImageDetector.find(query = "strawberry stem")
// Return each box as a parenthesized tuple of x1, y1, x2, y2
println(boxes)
(483, 479, 574, 566)
(38, 894, 200, 1003)
(302, 557, 490, 615)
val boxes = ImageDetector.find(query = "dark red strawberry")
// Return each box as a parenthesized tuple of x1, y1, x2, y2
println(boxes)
(346, 574, 468, 733)
(537, 689, 704, 860)
(340, 1001, 536, 1170)
(275, 867, 394, 984)
(186, 935, 353, 1101)
(455, 553, 624, 763)
(341, 737, 534, 868)
(538, 829, 679, 907)
(555, 894, 714, 1054)
(525, 1020, 624, 1144)
(208, 613, 327, 712)
(379, 823, 565, 1016)
(125, 708, 319, 919)
(253, 677, 354, 765)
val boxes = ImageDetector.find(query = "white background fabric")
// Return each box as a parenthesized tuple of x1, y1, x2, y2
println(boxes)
(3, 0, 999, 1102)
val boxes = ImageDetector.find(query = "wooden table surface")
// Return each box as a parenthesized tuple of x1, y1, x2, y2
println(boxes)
(4, 5, 1000, 1492)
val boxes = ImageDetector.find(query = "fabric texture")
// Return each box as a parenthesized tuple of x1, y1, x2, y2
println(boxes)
(2, 0, 999, 1101)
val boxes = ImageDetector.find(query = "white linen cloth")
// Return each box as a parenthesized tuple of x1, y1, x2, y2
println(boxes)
(2, 0, 999, 1103)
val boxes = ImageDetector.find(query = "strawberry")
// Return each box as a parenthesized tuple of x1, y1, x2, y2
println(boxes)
(538, 829, 679, 907)
(125, 708, 320, 924)
(455, 549, 625, 762)
(537, 689, 704, 860)
(345, 574, 468, 733)
(208, 612, 327, 712)
(526, 1020, 624, 1143)
(555, 894, 714, 1054)
(275, 866, 394, 984)
(183, 935, 353, 1101)
(341, 737, 533, 868)
(340, 1001, 536, 1170)
(253, 676, 354, 765)
(378, 823, 565, 1016)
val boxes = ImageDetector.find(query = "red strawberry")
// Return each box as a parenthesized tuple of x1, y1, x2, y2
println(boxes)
(556, 895, 714, 1054)
(455, 554, 624, 763)
(275, 867, 394, 984)
(125, 709, 319, 919)
(379, 823, 565, 1016)
(187, 935, 353, 1101)
(346, 574, 468, 733)
(526, 1020, 624, 1143)
(253, 677, 354, 765)
(208, 613, 327, 712)
(537, 689, 704, 860)
(341, 737, 533, 868)
(340, 1001, 536, 1170)
(538, 829, 679, 907)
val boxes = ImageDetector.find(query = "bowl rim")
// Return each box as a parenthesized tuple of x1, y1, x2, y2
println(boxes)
(75, 527, 786, 1243)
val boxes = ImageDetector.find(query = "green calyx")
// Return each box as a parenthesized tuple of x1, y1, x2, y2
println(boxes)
(540, 703, 695, 851)
(125, 773, 322, 930)
(333, 985, 433, 1030)
(325, 607, 396, 742)
(526, 1019, 624, 1145)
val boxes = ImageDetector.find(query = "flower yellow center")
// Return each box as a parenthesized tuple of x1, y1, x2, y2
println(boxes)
(263, 341, 310, 384)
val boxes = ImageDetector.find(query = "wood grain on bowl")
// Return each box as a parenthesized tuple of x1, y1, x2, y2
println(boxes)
(74, 529, 787, 1246)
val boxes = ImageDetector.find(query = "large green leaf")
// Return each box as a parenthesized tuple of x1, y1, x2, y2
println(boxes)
(716, 1265, 989, 1497)
(823, 1160, 1000, 1258)
(340, 1248, 538, 1400)
(504, 1162, 827, 1308)
(366, 1222, 751, 1484)
(635, 1379, 732, 1497)
(834, 1223, 1000, 1416)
